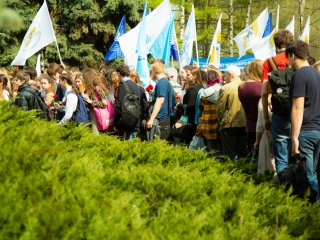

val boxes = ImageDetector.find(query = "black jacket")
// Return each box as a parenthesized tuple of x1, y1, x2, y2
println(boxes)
(14, 83, 38, 111)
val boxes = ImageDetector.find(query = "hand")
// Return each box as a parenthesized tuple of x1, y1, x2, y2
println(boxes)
(253, 141, 259, 150)
(146, 119, 154, 129)
(292, 138, 300, 156)
(264, 117, 271, 132)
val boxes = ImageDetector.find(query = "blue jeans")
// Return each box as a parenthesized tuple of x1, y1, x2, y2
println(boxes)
(299, 130, 320, 202)
(272, 114, 291, 173)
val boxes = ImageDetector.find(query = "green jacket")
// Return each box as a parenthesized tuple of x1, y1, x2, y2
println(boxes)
(216, 77, 246, 131)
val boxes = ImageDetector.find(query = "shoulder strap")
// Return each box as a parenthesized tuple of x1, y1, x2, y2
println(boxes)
(267, 57, 279, 71)
(123, 81, 132, 95)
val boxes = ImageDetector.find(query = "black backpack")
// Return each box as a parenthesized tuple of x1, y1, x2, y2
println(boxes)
(268, 57, 294, 117)
(25, 89, 49, 119)
(120, 81, 141, 128)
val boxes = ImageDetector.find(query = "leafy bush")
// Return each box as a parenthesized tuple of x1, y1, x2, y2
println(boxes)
(0, 102, 319, 239)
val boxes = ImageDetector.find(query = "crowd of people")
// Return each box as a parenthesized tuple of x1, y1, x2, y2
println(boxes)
(1, 30, 320, 202)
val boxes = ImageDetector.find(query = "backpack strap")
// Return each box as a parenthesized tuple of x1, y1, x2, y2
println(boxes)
(123, 81, 132, 95)
(267, 57, 279, 71)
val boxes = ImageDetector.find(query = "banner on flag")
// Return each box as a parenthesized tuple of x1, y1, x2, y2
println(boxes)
(105, 16, 126, 61)
(180, 5, 196, 69)
(285, 16, 295, 35)
(11, 1, 56, 66)
(207, 14, 222, 68)
(233, 8, 268, 58)
(299, 15, 310, 44)
(118, 0, 172, 68)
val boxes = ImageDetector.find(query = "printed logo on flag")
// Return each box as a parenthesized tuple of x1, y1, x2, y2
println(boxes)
(24, 22, 41, 51)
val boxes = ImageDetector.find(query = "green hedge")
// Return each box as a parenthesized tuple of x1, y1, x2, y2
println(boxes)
(0, 102, 319, 239)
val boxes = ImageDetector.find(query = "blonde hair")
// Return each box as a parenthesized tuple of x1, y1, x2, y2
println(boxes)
(150, 62, 165, 75)
(130, 70, 142, 86)
(248, 60, 263, 81)
(313, 60, 320, 72)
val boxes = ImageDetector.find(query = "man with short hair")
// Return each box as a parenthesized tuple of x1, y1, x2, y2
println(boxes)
(114, 64, 143, 140)
(287, 40, 320, 202)
(147, 60, 175, 140)
(217, 65, 247, 159)
(261, 30, 294, 176)
(13, 71, 38, 111)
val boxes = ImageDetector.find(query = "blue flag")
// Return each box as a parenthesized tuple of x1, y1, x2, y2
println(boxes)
(149, 14, 175, 68)
(262, 13, 272, 38)
(105, 16, 126, 61)
(136, 3, 150, 87)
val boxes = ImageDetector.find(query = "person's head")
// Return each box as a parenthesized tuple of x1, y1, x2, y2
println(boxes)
(248, 60, 263, 81)
(70, 67, 80, 81)
(190, 67, 204, 86)
(24, 67, 37, 81)
(200, 70, 208, 86)
(150, 61, 165, 80)
(116, 64, 131, 78)
(241, 64, 250, 81)
(83, 68, 108, 96)
(14, 71, 30, 87)
(166, 67, 178, 82)
(47, 63, 64, 81)
(39, 74, 55, 93)
(286, 40, 310, 70)
(206, 69, 222, 86)
(207, 64, 222, 78)
(75, 73, 85, 92)
(181, 65, 192, 81)
(274, 30, 294, 51)
(59, 73, 80, 93)
(225, 65, 241, 83)
(130, 70, 142, 86)
(0, 74, 8, 99)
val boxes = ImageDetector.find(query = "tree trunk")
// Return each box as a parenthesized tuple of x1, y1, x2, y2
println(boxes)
(245, 0, 252, 28)
(229, 0, 234, 56)
(298, 0, 306, 33)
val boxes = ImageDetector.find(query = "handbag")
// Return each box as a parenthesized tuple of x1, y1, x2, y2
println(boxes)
(93, 88, 114, 131)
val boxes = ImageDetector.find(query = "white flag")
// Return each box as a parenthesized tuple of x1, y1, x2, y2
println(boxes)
(299, 15, 310, 44)
(180, 4, 196, 68)
(118, 0, 172, 68)
(36, 54, 41, 76)
(11, 1, 56, 66)
(234, 8, 269, 58)
(285, 16, 295, 36)
(207, 14, 222, 68)
(252, 7, 280, 61)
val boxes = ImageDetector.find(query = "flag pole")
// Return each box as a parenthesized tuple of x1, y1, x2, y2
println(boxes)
(54, 40, 64, 67)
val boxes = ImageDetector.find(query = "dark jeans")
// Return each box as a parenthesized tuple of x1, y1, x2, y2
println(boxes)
(220, 127, 248, 160)
(247, 132, 256, 152)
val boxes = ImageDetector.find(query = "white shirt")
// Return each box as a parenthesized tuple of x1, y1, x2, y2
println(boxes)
(59, 90, 78, 125)
(3, 90, 10, 100)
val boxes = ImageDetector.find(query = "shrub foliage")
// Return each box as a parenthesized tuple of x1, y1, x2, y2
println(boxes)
(0, 102, 319, 239)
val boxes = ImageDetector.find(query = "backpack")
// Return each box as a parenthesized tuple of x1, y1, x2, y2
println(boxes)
(268, 57, 294, 117)
(25, 89, 49, 119)
(70, 92, 89, 124)
(120, 81, 141, 128)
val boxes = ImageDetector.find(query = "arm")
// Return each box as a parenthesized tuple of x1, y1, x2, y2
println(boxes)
(146, 97, 165, 128)
(291, 97, 304, 156)
(216, 87, 226, 123)
(113, 83, 124, 127)
(59, 93, 78, 125)
(92, 87, 108, 107)
(261, 80, 271, 131)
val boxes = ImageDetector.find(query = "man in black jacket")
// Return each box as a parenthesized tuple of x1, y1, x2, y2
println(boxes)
(13, 71, 38, 111)
(114, 64, 145, 140)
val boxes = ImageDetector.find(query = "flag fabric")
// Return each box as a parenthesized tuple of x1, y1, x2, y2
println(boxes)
(136, 3, 150, 87)
(170, 27, 179, 61)
(105, 16, 126, 61)
(11, 1, 56, 66)
(299, 15, 310, 44)
(233, 8, 269, 58)
(262, 13, 273, 38)
(252, 8, 279, 61)
(180, 4, 197, 69)
(149, 14, 176, 68)
(118, 0, 172, 69)
(207, 14, 222, 68)
(285, 16, 295, 35)
(36, 54, 41, 76)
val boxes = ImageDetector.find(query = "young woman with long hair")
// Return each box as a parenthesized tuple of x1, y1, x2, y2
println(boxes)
(0, 74, 10, 100)
(58, 73, 80, 125)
